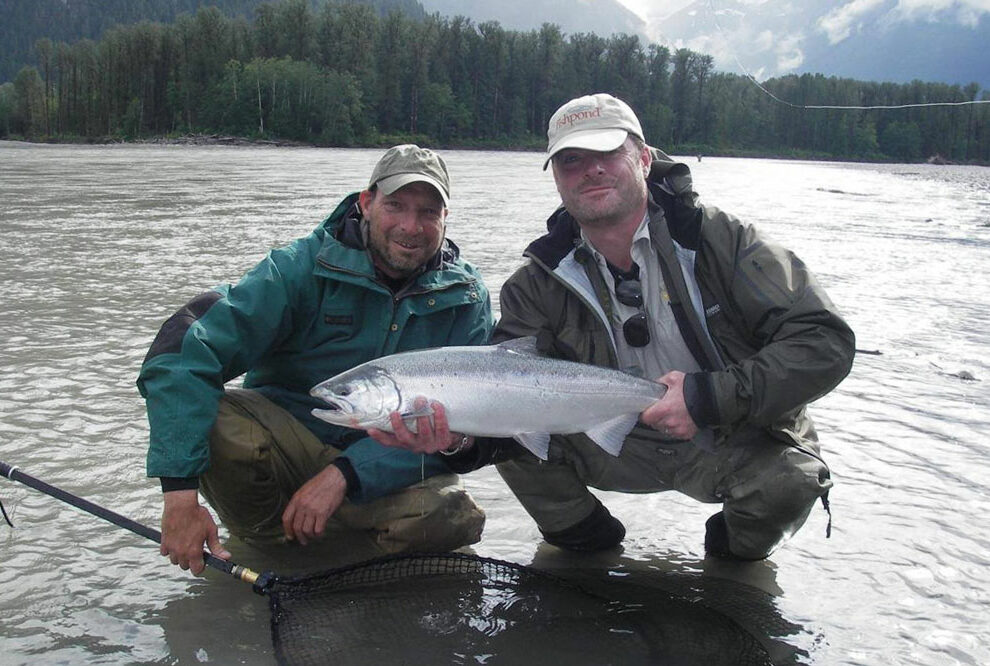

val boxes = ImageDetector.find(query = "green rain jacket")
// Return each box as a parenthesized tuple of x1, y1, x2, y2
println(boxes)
(138, 193, 493, 501)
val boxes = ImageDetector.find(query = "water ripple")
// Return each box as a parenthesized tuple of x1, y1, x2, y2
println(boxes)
(2, 144, 989, 666)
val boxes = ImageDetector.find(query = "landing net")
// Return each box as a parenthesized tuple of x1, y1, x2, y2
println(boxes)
(266, 552, 772, 666)
(0, 464, 778, 665)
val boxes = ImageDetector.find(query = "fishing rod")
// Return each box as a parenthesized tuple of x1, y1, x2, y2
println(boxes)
(0, 460, 274, 594)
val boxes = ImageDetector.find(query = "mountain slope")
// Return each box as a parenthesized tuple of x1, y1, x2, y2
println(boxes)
(418, 0, 646, 38)
(657, 0, 988, 90)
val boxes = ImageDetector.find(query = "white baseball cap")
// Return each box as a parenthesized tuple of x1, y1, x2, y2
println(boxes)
(544, 93, 645, 170)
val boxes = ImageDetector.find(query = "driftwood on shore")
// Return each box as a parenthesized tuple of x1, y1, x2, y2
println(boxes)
(139, 134, 304, 147)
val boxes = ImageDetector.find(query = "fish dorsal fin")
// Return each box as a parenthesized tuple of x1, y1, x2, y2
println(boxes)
(513, 432, 551, 460)
(584, 414, 638, 457)
(495, 336, 543, 357)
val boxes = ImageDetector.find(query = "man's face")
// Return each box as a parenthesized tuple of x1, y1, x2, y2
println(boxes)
(551, 136, 651, 228)
(360, 182, 447, 279)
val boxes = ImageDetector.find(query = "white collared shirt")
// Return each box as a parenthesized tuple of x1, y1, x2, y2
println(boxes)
(583, 212, 701, 381)
(583, 212, 716, 449)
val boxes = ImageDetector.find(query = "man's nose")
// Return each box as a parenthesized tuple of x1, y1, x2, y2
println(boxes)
(582, 154, 607, 175)
(396, 211, 422, 232)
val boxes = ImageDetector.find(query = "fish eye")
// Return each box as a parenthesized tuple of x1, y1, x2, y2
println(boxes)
(336, 385, 352, 397)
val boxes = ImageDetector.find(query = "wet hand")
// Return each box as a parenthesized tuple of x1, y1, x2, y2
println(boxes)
(367, 397, 466, 455)
(160, 489, 230, 575)
(640, 371, 699, 440)
(282, 465, 347, 545)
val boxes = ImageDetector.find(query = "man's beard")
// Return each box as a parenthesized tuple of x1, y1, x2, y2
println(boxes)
(562, 175, 647, 228)
(368, 228, 431, 278)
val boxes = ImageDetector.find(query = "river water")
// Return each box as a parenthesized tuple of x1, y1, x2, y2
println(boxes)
(0, 141, 988, 665)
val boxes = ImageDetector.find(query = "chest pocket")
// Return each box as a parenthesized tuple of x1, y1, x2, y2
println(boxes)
(542, 290, 611, 366)
(702, 301, 754, 363)
(316, 308, 359, 345)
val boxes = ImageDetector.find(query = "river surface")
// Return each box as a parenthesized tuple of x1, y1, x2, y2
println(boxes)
(0, 142, 988, 665)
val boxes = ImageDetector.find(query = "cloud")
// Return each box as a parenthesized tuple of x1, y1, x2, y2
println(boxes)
(676, 23, 804, 81)
(817, 0, 888, 44)
(753, 29, 775, 51)
(775, 33, 805, 70)
(892, 0, 990, 26)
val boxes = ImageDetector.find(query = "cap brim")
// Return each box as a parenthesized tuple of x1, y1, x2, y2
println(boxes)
(376, 173, 449, 206)
(543, 129, 631, 170)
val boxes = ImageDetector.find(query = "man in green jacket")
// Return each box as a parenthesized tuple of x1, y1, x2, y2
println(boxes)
(138, 145, 493, 575)
(384, 95, 855, 561)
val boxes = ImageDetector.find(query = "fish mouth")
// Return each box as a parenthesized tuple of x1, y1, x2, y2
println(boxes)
(312, 402, 350, 424)
(312, 397, 352, 415)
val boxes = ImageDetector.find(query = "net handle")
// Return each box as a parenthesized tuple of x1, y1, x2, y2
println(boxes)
(0, 460, 274, 592)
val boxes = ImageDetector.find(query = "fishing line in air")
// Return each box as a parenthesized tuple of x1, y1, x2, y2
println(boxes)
(704, 0, 990, 110)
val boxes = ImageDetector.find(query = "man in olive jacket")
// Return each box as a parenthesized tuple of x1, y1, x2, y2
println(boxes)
(138, 145, 492, 575)
(402, 94, 855, 561)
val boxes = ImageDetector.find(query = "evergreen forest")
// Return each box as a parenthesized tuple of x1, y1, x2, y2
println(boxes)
(1, 0, 987, 163)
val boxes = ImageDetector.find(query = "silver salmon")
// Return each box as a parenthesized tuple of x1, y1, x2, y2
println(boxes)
(310, 337, 666, 459)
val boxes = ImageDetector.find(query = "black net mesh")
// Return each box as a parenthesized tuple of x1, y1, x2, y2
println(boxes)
(267, 552, 773, 666)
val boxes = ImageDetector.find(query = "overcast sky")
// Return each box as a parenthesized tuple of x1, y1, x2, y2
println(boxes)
(615, 0, 990, 26)
(613, 0, 988, 83)
(613, 0, 688, 22)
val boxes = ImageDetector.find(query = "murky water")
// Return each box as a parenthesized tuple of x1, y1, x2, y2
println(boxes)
(1, 142, 988, 665)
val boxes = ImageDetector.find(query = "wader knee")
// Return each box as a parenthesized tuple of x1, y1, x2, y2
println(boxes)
(199, 389, 333, 543)
(199, 404, 289, 542)
(714, 448, 832, 560)
(342, 474, 486, 554)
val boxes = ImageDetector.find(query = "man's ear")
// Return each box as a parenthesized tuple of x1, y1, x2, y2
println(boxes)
(639, 144, 652, 174)
(358, 188, 375, 213)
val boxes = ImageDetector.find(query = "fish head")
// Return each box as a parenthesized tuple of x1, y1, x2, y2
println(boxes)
(309, 366, 401, 431)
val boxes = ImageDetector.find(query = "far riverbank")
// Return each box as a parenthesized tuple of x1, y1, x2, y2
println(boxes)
(2, 133, 986, 166)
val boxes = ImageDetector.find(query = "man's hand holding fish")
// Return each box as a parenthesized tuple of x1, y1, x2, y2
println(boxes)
(366, 397, 473, 456)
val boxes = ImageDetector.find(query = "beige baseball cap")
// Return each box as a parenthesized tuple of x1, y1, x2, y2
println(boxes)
(369, 144, 450, 206)
(544, 93, 645, 170)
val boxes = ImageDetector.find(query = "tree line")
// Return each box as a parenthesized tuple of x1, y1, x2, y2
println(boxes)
(1, 0, 987, 163)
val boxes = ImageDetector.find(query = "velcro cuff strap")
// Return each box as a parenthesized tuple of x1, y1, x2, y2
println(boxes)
(160, 476, 199, 492)
(330, 457, 361, 499)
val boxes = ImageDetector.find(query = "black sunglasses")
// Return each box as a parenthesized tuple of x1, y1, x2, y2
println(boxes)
(614, 276, 650, 347)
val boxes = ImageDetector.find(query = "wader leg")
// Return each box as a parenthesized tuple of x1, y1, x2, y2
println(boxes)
(607, 426, 832, 559)
(495, 439, 601, 534)
(496, 427, 830, 559)
(496, 435, 625, 551)
(200, 389, 484, 552)
(333, 474, 485, 554)
(703, 439, 832, 559)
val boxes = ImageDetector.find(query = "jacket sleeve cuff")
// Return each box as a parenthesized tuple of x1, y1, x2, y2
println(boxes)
(683, 371, 718, 427)
(160, 477, 199, 492)
(330, 457, 361, 499)
(342, 436, 449, 503)
(441, 436, 522, 473)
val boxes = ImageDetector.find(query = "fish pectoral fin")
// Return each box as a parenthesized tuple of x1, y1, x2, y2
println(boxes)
(399, 404, 435, 420)
(512, 432, 551, 460)
(584, 414, 638, 457)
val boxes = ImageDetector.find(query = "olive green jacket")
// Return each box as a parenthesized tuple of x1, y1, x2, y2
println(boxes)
(489, 152, 855, 459)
